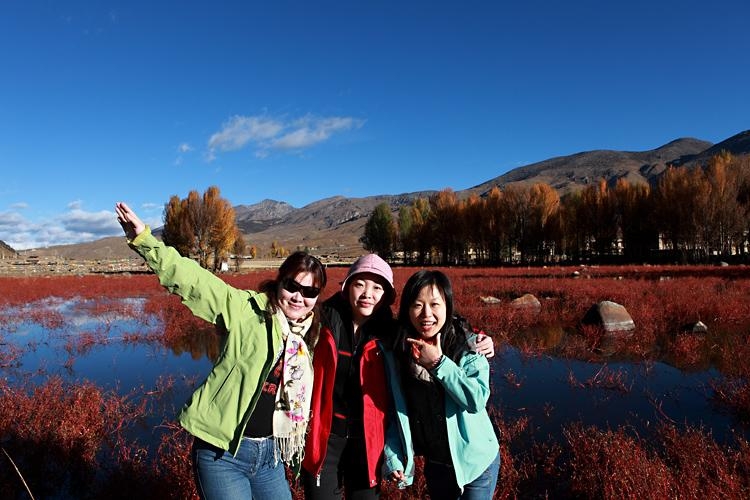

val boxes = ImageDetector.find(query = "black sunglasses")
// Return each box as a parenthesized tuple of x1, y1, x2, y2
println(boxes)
(281, 278, 321, 299)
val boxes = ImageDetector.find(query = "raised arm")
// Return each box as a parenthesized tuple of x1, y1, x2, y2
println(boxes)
(115, 201, 243, 325)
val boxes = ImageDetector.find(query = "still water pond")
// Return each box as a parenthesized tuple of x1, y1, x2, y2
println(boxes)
(1, 297, 744, 450)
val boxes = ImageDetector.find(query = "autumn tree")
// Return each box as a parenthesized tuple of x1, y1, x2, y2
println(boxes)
(558, 192, 588, 262)
(162, 186, 238, 269)
(270, 241, 288, 258)
(498, 185, 532, 263)
(702, 151, 745, 258)
(162, 195, 194, 257)
(398, 197, 432, 265)
(526, 183, 560, 263)
(653, 167, 705, 262)
(612, 179, 655, 262)
(735, 155, 750, 257)
(361, 203, 396, 258)
(204, 187, 237, 271)
(397, 206, 415, 264)
(428, 189, 464, 264)
(232, 230, 247, 272)
(482, 187, 506, 264)
(462, 193, 486, 264)
(579, 179, 619, 258)
(413, 198, 432, 264)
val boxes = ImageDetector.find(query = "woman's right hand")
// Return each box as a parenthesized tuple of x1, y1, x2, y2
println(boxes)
(115, 202, 146, 240)
(390, 470, 406, 484)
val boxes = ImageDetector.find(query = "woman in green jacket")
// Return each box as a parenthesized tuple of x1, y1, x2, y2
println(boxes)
(384, 270, 500, 500)
(115, 202, 326, 500)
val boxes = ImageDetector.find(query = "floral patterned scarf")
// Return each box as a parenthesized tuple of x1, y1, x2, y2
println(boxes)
(273, 309, 314, 464)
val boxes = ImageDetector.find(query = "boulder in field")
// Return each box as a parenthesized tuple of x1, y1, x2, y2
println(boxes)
(511, 293, 541, 312)
(582, 300, 635, 334)
(480, 295, 502, 305)
(683, 320, 708, 334)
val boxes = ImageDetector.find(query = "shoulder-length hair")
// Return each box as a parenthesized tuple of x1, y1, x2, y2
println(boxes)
(260, 250, 327, 347)
(396, 270, 464, 360)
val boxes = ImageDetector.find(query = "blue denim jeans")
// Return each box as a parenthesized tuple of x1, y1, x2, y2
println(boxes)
(192, 436, 292, 500)
(424, 451, 500, 500)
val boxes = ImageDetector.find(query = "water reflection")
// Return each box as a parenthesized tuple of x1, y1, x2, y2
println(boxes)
(1, 298, 746, 453)
(495, 326, 749, 447)
(0, 298, 216, 386)
(0, 297, 217, 446)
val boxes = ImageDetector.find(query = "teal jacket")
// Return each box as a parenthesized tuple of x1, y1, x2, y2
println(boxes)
(383, 340, 499, 491)
(130, 227, 286, 456)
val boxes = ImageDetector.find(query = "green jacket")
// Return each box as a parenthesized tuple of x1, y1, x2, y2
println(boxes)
(130, 227, 285, 456)
(383, 336, 499, 491)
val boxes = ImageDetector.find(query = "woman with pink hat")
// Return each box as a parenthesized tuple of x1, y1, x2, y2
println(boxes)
(302, 254, 494, 499)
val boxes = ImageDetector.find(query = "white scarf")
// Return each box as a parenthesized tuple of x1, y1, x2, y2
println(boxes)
(273, 309, 314, 464)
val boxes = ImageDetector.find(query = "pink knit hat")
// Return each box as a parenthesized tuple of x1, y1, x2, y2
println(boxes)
(341, 254, 395, 297)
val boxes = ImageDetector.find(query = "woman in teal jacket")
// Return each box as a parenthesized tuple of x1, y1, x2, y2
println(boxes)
(384, 270, 500, 500)
(115, 202, 326, 500)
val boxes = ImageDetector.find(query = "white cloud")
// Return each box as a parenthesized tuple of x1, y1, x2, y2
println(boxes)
(208, 115, 284, 153)
(271, 116, 362, 150)
(207, 113, 364, 160)
(59, 208, 120, 233)
(175, 142, 194, 166)
(0, 205, 130, 251)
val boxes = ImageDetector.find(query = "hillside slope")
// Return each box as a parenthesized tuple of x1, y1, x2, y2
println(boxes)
(20, 130, 750, 261)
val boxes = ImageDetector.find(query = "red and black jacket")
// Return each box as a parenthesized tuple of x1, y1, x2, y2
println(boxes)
(302, 294, 395, 487)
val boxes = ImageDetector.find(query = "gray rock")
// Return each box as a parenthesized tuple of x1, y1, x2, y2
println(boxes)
(582, 300, 635, 334)
(692, 320, 708, 333)
(480, 295, 502, 305)
(511, 293, 541, 312)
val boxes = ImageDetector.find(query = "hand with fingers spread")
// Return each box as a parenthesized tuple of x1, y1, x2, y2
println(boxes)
(115, 202, 146, 240)
(407, 331, 443, 369)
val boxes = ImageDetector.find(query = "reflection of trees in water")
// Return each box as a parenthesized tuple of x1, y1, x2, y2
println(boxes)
(164, 324, 221, 362)
(143, 294, 221, 362)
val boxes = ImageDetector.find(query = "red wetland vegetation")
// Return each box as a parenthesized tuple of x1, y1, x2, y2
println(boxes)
(1, 264, 749, 499)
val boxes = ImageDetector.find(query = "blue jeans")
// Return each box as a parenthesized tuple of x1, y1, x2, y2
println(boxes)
(192, 436, 292, 500)
(424, 452, 500, 500)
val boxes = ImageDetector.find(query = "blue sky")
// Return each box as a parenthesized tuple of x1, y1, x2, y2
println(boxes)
(2, 0, 749, 250)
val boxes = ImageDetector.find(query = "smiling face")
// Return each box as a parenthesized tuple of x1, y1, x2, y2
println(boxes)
(346, 272, 388, 326)
(278, 271, 319, 321)
(408, 284, 447, 340)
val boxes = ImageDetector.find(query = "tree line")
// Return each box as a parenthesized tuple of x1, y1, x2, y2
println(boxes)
(361, 152, 750, 265)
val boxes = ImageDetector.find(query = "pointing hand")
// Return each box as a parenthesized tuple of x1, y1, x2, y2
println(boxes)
(406, 332, 443, 369)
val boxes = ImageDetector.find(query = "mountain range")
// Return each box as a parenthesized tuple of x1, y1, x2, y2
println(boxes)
(8, 129, 750, 261)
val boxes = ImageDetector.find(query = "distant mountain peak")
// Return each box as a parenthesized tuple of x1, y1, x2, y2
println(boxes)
(19, 130, 750, 262)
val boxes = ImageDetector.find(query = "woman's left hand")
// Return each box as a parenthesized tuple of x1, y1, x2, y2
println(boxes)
(407, 332, 443, 369)
(475, 333, 495, 358)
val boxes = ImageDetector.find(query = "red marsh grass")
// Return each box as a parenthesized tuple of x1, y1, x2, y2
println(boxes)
(1, 265, 749, 498)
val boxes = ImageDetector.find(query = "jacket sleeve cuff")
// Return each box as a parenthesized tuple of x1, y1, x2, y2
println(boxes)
(129, 225, 152, 246)
(429, 354, 446, 373)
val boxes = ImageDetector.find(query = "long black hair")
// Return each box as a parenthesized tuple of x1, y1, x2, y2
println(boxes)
(396, 269, 465, 361)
